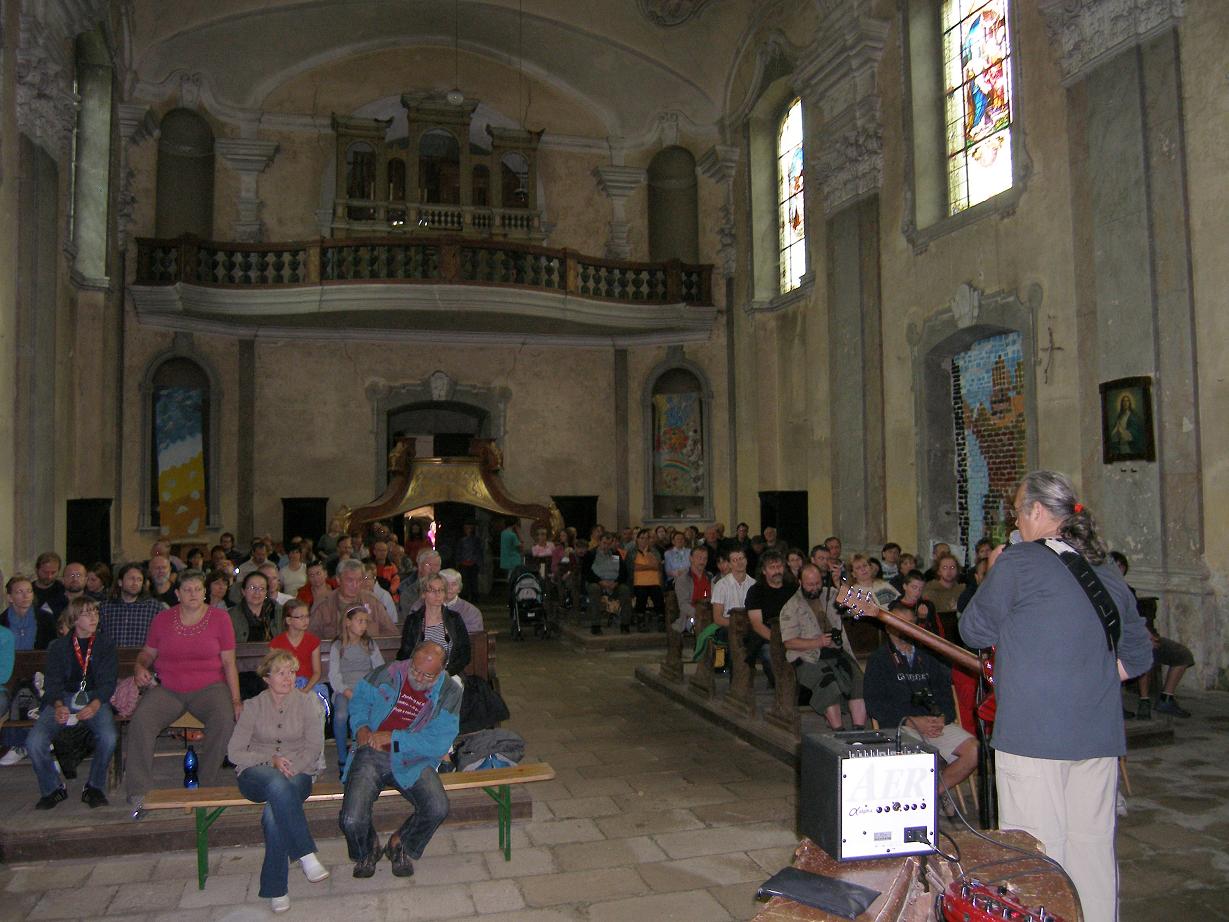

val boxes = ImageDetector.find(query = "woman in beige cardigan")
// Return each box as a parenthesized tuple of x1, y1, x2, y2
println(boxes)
(227, 649, 330, 913)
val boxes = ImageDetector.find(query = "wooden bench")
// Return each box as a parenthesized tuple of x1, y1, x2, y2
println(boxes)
(144, 761, 556, 890)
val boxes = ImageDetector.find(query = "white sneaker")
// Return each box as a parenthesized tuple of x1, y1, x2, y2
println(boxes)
(300, 852, 330, 883)
(270, 895, 291, 913)
(0, 747, 28, 766)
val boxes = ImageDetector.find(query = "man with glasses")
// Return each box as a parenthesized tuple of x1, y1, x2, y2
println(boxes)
(338, 641, 461, 879)
(309, 559, 397, 639)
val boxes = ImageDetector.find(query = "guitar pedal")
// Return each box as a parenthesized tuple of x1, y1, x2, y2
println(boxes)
(938, 877, 1065, 922)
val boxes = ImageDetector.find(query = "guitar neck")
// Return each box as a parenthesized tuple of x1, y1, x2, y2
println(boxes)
(838, 583, 981, 674)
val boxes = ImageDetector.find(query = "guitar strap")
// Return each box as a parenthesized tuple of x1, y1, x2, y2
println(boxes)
(1036, 538, 1121, 652)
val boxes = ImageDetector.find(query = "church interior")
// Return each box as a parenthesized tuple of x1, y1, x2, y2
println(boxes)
(2, 0, 1229, 918)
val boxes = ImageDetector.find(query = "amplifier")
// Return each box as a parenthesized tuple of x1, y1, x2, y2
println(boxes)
(799, 730, 938, 861)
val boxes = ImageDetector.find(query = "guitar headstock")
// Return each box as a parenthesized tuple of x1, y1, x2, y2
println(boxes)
(835, 580, 882, 621)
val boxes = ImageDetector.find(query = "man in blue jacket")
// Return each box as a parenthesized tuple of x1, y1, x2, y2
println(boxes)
(338, 641, 461, 879)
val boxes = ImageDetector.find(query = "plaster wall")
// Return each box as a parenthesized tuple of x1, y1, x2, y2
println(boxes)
(0, 0, 19, 576)
(876, 1, 1081, 553)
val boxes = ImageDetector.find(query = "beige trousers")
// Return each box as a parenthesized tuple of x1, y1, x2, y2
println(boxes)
(995, 749, 1119, 922)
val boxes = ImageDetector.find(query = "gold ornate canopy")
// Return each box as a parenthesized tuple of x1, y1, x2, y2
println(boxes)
(338, 438, 562, 533)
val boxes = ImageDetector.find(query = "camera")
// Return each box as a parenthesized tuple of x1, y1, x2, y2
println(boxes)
(910, 688, 943, 718)
(828, 629, 843, 648)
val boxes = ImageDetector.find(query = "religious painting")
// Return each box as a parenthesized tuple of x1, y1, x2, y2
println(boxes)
(952, 331, 1027, 557)
(653, 391, 705, 516)
(1100, 376, 1156, 464)
(152, 385, 208, 537)
(942, 0, 1014, 213)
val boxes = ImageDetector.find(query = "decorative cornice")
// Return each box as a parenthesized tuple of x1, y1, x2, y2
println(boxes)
(636, 0, 716, 28)
(117, 103, 158, 145)
(593, 164, 648, 200)
(697, 145, 740, 279)
(794, 0, 890, 216)
(15, 14, 77, 158)
(697, 144, 739, 186)
(215, 138, 279, 175)
(1038, 0, 1185, 86)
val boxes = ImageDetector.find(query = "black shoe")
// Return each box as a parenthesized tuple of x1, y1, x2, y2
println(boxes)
(1156, 696, 1191, 718)
(35, 787, 67, 810)
(385, 837, 415, 878)
(82, 785, 108, 809)
(1134, 698, 1152, 721)
(352, 833, 381, 878)
(590, 625, 602, 635)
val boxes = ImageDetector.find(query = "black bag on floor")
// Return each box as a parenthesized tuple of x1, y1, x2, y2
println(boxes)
(52, 723, 96, 779)
(459, 674, 510, 734)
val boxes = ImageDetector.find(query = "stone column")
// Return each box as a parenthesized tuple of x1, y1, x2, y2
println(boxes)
(215, 138, 279, 241)
(593, 164, 645, 260)
(796, 2, 890, 551)
(698, 144, 741, 520)
(1040, 0, 1215, 684)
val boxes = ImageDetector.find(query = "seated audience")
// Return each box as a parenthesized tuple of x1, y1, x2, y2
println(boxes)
(891, 553, 919, 592)
(32, 552, 68, 616)
(672, 546, 711, 632)
(880, 542, 903, 582)
(745, 551, 795, 683)
(2, 574, 57, 650)
(328, 606, 385, 774)
(396, 574, 470, 675)
(227, 649, 330, 913)
(761, 525, 788, 556)
(663, 531, 691, 586)
(629, 528, 666, 631)
(848, 553, 900, 608)
(361, 560, 398, 625)
(711, 548, 755, 630)
(206, 568, 233, 609)
(310, 559, 397, 639)
(26, 597, 117, 810)
(98, 563, 163, 648)
(584, 532, 632, 636)
(779, 564, 867, 730)
(924, 553, 964, 622)
(895, 570, 938, 634)
(126, 569, 241, 814)
(185, 546, 206, 571)
(923, 542, 953, 582)
(279, 544, 309, 597)
(147, 555, 178, 606)
(369, 541, 400, 598)
(85, 562, 112, 600)
(259, 563, 294, 607)
(440, 569, 483, 633)
(864, 604, 978, 814)
(397, 548, 442, 623)
(1111, 551, 1195, 719)
(297, 561, 331, 608)
(231, 540, 275, 603)
(269, 599, 322, 694)
(785, 548, 806, 584)
(339, 641, 460, 880)
(229, 570, 281, 643)
(60, 562, 92, 607)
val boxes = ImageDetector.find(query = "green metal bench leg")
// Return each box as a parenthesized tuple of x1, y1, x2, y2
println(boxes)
(481, 784, 513, 861)
(195, 806, 228, 889)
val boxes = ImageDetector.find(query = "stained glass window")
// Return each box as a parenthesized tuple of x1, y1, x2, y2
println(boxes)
(943, 0, 1013, 214)
(777, 98, 806, 293)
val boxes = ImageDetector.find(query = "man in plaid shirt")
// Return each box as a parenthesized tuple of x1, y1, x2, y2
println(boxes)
(99, 563, 165, 647)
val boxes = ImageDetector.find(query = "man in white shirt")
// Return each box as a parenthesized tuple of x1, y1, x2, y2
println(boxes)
(258, 563, 295, 607)
(711, 548, 755, 629)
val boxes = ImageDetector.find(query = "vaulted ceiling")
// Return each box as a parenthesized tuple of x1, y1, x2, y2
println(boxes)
(128, 0, 769, 141)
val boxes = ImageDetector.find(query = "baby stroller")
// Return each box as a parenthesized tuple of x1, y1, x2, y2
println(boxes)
(508, 566, 552, 640)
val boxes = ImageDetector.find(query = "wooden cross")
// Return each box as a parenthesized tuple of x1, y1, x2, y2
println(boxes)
(1039, 324, 1064, 384)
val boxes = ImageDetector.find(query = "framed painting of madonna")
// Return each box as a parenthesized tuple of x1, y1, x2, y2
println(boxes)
(1100, 376, 1156, 464)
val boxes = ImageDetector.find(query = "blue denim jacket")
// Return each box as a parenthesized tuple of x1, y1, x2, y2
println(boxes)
(342, 662, 462, 788)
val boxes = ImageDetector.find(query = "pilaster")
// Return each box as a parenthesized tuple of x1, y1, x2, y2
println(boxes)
(593, 164, 646, 260)
(697, 145, 739, 280)
(215, 138, 280, 242)
(116, 104, 158, 250)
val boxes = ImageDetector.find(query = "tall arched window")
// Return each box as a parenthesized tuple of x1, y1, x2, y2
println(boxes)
(647, 146, 699, 263)
(155, 109, 214, 239)
(646, 365, 711, 520)
(146, 357, 212, 536)
(419, 129, 461, 204)
(943, 0, 1013, 213)
(345, 142, 377, 220)
(776, 98, 806, 294)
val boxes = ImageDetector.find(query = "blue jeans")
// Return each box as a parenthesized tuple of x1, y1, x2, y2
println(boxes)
(237, 767, 316, 898)
(332, 692, 351, 771)
(338, 746, 449, 861)
(28, 703, 117, 796)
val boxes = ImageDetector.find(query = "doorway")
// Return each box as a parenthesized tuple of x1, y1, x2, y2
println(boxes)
(758, 490, 809, 550)
(66, 498, 111, 567)
(282, 497, 329, 546)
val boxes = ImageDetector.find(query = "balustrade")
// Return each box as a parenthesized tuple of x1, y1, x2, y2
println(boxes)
(135, 235, 714, 308)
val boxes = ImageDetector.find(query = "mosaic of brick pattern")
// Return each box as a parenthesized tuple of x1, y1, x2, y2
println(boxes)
(952, 331, 1027, 560)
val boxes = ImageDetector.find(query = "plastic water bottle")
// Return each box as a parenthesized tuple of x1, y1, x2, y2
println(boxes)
(183, 745, 199, 788)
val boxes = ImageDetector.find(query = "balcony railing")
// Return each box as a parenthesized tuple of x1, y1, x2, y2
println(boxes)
(134, 235, 715, 306)
(334, 200, 546, 239)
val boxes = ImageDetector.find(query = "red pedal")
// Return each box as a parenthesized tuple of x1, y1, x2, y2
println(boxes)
(939, 877, 1065, 922)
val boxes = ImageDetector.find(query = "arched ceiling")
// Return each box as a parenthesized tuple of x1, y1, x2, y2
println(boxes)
(129, 0, 770, 140)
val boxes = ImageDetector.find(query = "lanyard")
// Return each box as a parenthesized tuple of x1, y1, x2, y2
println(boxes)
(72, 634, 95, 681)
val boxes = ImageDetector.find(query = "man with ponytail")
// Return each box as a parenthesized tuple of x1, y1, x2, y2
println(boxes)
(961, 470, 1152, 922)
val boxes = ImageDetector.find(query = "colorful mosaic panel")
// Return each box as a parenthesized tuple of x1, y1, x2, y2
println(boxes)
(952, 331, 1026, 558)
(777, 98, 806, 293)
(153, 386, 207, 537)
(943, 0, 1013, 213)
(653, 392, 705, 500)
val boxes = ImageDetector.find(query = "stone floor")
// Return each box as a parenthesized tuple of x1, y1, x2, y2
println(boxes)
(1, 610, 1226, 921)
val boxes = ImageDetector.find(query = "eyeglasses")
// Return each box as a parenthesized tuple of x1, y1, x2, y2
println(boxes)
(410, 667, 439, 682)
(424, 586, 445, 594)
(286, 612, 309, 619)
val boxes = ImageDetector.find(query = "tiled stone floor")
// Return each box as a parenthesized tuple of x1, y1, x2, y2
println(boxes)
(1, 621, 1226, 921)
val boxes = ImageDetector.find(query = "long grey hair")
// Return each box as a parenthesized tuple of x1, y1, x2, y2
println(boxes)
(1016, 470, 1108, 564)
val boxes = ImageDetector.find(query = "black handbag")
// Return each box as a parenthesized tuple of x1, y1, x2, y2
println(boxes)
(756, 866, 880, 919)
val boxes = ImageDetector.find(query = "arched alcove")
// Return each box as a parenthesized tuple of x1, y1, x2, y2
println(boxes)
(155, 108, 214, 239)
(419, 129, 461, 204)
(647, 146, 699, 263)
(641, 357, 714, 522)
(139, 345, 222, 535)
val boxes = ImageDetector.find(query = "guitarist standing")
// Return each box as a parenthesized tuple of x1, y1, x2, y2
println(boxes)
(960, 470, 1152, 922)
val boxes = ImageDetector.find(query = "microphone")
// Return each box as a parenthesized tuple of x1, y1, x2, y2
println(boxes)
(1008, 529, 1022, 545)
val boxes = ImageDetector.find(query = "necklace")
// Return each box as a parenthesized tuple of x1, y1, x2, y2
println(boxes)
(173, 606, 212, 636)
